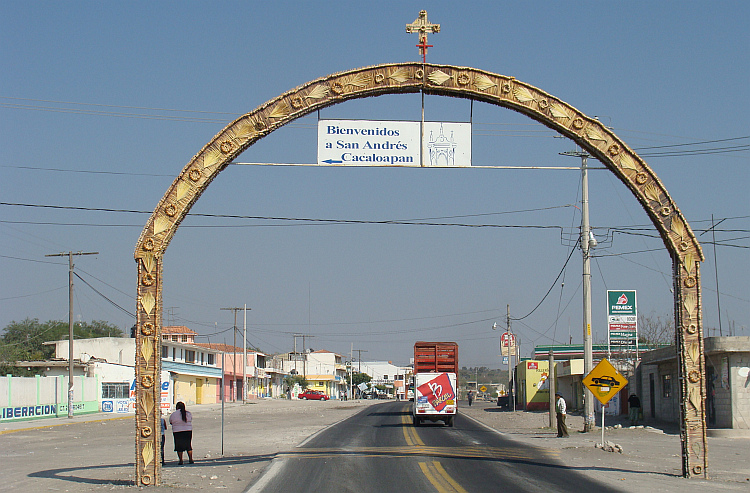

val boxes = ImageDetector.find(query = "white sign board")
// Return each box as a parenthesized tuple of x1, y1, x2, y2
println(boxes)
(318, 120, 471, 167)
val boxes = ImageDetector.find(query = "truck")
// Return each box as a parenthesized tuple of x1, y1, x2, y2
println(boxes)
(412, 341, 458, 427)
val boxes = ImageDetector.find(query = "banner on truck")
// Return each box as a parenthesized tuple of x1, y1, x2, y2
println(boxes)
(416, 373, 456, 412)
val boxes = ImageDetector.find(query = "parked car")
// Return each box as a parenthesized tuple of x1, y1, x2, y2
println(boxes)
(299, 390, 329, 400)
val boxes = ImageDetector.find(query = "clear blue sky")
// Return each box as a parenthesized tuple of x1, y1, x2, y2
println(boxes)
(2, 1, 748, 367)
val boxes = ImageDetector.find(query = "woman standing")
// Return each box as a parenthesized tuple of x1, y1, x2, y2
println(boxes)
(169, 401, 194, 465)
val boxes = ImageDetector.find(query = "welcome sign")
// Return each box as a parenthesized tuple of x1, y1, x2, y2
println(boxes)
(318, 119, 471, 167)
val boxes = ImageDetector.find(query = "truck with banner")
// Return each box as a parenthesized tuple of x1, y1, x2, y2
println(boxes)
(412, 341, 458, 427)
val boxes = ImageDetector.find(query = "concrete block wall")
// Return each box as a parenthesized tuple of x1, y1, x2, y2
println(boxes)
(731, 354, 750, 429)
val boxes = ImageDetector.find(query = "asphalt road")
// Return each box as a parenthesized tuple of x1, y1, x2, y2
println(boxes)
(248, 401, 621, 493)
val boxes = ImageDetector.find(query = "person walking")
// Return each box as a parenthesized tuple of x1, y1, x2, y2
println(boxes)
(160, 412, 167, 466)
(555, 392, 569, 438)
(169, 401, 194, 465)
(628, 393, 642, 426)
(467, 390, 474, 407)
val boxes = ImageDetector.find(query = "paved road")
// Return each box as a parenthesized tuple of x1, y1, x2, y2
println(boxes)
(248, 401, 620, 493)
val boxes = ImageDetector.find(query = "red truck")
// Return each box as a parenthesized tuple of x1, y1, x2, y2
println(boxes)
(412, 342, 458, 427)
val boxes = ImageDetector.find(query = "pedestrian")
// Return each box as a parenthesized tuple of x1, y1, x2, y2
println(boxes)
(555, 392, 569, 438)
(169, 401, 194, 465)
(467, 390, 474, 407)
(628, 393, 642, 426)
(160, 411, 167, 466)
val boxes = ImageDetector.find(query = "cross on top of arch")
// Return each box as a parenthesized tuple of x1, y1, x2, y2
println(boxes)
(406, 10, 440, 62)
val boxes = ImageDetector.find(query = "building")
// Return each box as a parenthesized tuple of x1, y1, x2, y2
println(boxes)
(639, 336, 750, 436)
(271, 349, 348, 399)
(360, 361, 411, 398)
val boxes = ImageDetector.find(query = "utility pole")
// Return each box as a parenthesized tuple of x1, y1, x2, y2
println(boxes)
(353, 349, 368, 374)
(507, 305, 515, 412)
(243, 305, 250, 403)
(562, 149, 595, 431)
(549, 350, 556, 429)
(221, 307, 246, 402)
(302, 334, 313, 378)
(45, 251, 98, 418)
(350, 343, 354, 401)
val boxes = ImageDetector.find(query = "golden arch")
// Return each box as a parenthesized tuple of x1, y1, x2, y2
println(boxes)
(133, 63, 707, 484)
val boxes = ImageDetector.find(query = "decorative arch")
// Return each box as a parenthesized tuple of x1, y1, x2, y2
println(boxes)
(133, 63, 707, 485)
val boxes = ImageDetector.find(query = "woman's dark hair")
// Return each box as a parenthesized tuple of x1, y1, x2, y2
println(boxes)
(176, 401, 186, 422)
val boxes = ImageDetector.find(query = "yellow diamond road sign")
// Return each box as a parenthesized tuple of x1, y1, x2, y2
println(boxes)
(480, 386, 487, 392)
(582, 358, 628, 405)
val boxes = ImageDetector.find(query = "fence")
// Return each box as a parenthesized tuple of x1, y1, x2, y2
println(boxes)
(1, 374, 99, 422)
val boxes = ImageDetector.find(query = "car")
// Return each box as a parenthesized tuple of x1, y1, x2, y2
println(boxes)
(591, 376, 620, 387)
(298, 390, 329, 400)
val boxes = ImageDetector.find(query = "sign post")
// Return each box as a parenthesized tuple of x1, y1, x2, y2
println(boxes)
(607, 290, 638, 359)
(582, 358, 629, 446)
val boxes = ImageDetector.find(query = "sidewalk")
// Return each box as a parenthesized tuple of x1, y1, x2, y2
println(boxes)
(460, 400, 750, 492)
(0, 398, 382, 492)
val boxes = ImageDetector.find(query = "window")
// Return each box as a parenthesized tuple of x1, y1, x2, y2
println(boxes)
(185, 350, 195, 363)
(383, 375, 389, 380)
(161, 345, 168, 358)
(662, 374, 672, 398)
(207, 354, 215, 365)
(172, 347, 176, 361)
(102, 382, 129, 399)
(182, 335, 188, 342)
(162, 335, 168, 340)
(172, 335, 179, 342)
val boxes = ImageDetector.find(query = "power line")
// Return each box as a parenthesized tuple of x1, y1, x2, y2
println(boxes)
(73, 272, 135, 318)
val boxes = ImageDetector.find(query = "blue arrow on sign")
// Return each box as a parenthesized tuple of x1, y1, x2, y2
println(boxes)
(322, 159, 343, 164)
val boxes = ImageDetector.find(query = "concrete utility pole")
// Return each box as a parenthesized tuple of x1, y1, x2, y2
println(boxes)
(506, 305, 516, 412)
(548, 350, 556, 429)
(45, 251, 98, 418)
(353, 349, 368, 374)
(562, 149, 595, 432)
(221, 307, 246, 402)
(243, 305, 250, 402)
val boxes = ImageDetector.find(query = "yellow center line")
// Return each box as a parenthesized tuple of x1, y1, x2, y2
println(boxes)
(401, 409, 425, 446)
(432, 461, 469, 493)
(419, 461, 469, 493)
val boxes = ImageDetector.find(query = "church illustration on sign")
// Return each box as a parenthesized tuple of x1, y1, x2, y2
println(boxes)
(427, 123, 458, 167)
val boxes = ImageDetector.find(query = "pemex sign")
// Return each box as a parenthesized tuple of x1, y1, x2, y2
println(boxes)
(607, 290, 637, 347)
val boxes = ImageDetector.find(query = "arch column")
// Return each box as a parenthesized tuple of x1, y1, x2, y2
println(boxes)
(134, 252, 162, 485)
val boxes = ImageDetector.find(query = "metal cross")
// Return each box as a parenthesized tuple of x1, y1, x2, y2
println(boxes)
(406, 10, 440, 63)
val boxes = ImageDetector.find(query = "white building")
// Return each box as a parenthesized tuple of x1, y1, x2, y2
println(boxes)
(359, 361, 411, 398)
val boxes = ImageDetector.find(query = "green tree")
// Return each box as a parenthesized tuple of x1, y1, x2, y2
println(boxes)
(0, 318, 123, 376)
(347, 372, 371, 387)
(283, 374, 309, 391)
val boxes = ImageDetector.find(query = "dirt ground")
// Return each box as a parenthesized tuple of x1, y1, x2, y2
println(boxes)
(2, 397, 748, 492)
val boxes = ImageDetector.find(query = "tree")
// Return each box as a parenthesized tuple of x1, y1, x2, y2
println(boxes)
(0, 318, 123, 376)
(638, 312, 675, 346)
(283, 374, 308, 390)
(347, 372, 371, 387)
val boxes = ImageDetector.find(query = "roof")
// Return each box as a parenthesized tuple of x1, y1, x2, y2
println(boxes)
(194, 342, 263, 355)
(162, 326, 197, 335)
(311, 349, 343, 357)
